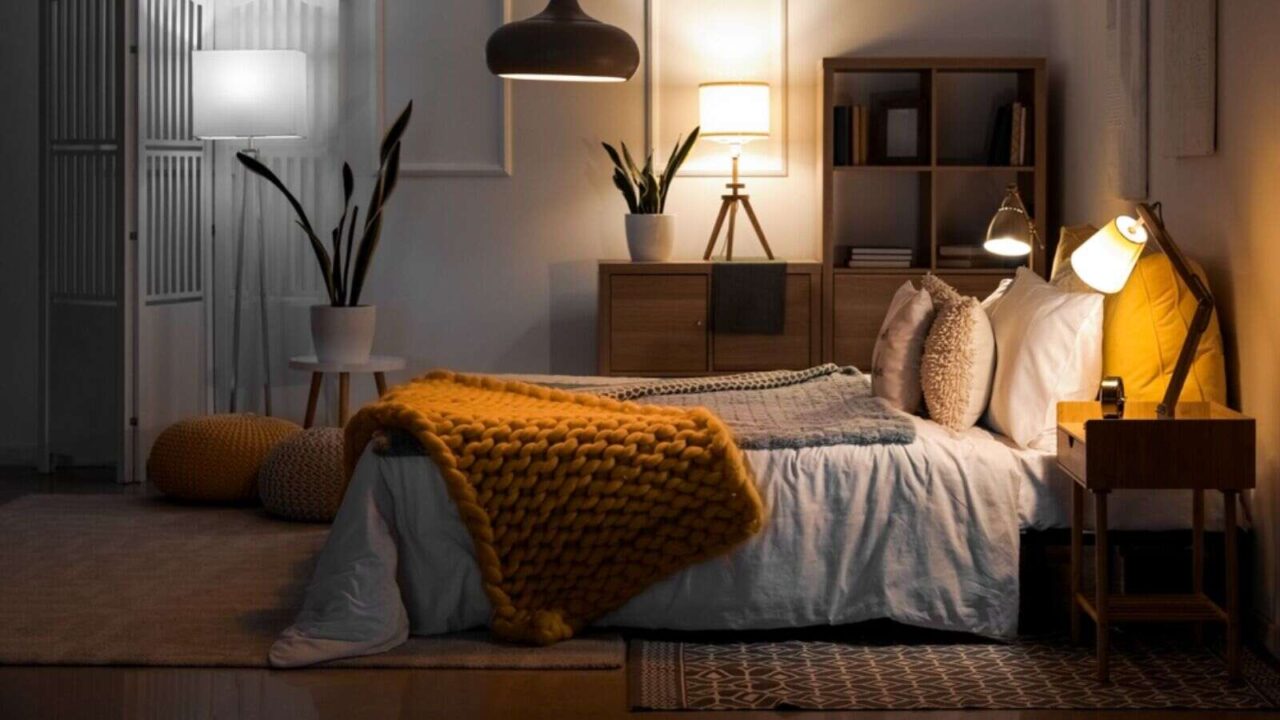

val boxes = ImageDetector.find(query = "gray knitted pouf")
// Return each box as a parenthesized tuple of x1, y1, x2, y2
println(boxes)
(258, 427, 347, 522)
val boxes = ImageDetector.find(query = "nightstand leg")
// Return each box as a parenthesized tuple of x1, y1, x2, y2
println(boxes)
(1192, 489, 1205, 645)
(1095, 490, 1111, 684)
(1225, 489, 1241, 683)
(304, 372, 323, 429)
(1071, 482, 1084, 644)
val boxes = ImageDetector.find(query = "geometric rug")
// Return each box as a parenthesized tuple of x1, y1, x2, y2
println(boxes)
(0, 495, 622, 669)
(629, 631, 1280, 710)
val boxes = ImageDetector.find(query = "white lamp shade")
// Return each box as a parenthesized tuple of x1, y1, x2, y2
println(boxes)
(699, 82, 770, 144)
(1070, 215, 1149, 294)
(192, 50, 308, 140)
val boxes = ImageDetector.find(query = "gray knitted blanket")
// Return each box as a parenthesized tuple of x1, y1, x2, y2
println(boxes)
(587, 364, 916, 450)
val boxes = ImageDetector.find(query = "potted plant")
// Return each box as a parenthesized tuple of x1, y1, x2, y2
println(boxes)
(237, 102, 413, 364)
(602, 128, 699, 261)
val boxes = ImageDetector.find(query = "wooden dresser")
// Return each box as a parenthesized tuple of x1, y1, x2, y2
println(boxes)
(597, 261, 822, 376)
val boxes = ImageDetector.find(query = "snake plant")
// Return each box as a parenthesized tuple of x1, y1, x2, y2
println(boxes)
(602, 127, 699, 214)
(237, 102, 413, 307)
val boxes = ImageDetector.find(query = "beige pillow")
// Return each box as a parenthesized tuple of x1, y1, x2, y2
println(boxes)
(870, 281, 935, 413)
(920, 275, 996, 431)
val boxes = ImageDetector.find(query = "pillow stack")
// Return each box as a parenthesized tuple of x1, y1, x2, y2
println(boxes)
(868, 267, 1106, 447)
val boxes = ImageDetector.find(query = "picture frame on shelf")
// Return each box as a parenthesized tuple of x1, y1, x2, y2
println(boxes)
(870, 91, 928, 165)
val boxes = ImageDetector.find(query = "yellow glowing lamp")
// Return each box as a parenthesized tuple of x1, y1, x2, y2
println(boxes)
(698, 82, 775, 261)
(1070, 215, 1149, 294)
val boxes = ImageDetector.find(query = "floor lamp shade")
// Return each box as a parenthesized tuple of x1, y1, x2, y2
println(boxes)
(699, 82, 771, 145)
(486, 0, 639, 82)
(192, 50, 308, 139)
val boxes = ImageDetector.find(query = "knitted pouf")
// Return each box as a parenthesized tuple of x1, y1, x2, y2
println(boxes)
(258, 427, 348, 522)
(148, 414, 301, 503)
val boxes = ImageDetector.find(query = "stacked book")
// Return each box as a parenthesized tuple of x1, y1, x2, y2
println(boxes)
(833, 105, 870, 166)
(937, 245, 993, 269)
(988, 101, 1029, 166)
(848, 247, 913, 269)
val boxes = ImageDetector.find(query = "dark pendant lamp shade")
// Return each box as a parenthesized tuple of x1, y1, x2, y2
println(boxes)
(486, 0, 640, 83)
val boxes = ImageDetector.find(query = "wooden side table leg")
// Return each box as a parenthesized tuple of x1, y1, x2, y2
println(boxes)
(374, 372, 388, 397)
(338, 372, 350, 427)
(304, 372, 323, 429)
(1095, 490, 1111, 684)
(1071, 481, 1084, 644)
(1225, 489, 1241, 683)
(1192, 489, 1205, 645)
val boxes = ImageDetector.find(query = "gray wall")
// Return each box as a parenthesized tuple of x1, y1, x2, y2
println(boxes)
(0, 0, 40, 465)
(1047, 0, 1280, 653)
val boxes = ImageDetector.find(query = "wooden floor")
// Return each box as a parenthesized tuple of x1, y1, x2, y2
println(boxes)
(1, 467, 1276, 720)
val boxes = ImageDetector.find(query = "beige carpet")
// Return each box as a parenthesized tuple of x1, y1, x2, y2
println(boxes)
(0, 495, 622, 669)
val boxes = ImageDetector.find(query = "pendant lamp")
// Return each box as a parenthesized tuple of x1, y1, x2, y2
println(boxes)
(486, 0, 639, 83)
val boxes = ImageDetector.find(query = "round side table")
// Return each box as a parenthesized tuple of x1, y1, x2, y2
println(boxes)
(289, 355, 407, 427)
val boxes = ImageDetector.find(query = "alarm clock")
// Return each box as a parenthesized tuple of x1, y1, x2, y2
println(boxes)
(1098, 376, 1126, 419)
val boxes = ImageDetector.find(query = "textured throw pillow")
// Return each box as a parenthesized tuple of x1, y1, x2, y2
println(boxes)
(870, 281, 935, 413)
(986, 267, 1104, 449)
(920, 275, 996, 431)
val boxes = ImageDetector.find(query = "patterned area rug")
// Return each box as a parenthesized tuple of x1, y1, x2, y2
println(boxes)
(629, 633, 1280, 711)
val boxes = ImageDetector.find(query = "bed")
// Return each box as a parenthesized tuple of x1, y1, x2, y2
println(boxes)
(268, 372, 1227, 668)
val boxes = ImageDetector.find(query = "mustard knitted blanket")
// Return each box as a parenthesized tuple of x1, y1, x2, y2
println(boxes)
(344, 370, 765, 645)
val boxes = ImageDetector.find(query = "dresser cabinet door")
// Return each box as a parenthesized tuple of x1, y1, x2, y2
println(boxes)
(609, 275, 708, 374)
(713, 274, 814, 371)
(831, 274, 912, 371)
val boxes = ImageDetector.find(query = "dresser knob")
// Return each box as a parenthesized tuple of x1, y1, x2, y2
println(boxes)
(695, 319, 704, 328)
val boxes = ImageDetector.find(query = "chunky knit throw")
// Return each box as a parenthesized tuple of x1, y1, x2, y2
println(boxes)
(344, 370, 765, 646)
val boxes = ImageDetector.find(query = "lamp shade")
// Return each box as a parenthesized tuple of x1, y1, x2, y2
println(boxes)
(699, 82, 771, 144)
(486, 0, 639, 83)
(1070, 215, 1149, 294)
(192, 50, 308, 140)
(984, 185, 1034, 257)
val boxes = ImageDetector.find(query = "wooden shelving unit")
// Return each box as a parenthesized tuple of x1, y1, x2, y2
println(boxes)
(821, 57, 1047, 367)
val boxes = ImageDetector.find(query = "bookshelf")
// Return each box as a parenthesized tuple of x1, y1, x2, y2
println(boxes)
(821, 57, 1047, 367)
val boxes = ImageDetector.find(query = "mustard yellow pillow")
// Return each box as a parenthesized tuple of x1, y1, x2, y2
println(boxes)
(1100, 253, 1227, 404)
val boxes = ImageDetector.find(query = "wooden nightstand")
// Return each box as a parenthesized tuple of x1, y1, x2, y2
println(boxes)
(1057, 400, 1255, 683)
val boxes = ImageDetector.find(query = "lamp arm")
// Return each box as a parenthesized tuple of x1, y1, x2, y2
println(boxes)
(1135, 203, 1216, 419)
(1006, 184, 1043, 250)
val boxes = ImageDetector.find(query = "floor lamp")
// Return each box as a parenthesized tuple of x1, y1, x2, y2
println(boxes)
(192, 50, 308, 415)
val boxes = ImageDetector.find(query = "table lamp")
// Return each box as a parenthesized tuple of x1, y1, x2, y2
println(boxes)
(699, 82, 774, 261)
(193, 49, 308, 415)
(984, 184, 1039, 257)
(1069, 203, 1215, 418)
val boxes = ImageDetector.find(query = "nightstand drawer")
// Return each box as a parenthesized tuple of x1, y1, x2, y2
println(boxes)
(1057, 427, 1087, 482)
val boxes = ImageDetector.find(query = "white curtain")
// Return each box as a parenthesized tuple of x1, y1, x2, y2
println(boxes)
(208, 0, 379, 421)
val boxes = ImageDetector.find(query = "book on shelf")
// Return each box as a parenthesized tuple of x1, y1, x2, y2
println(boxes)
(937, 245, 986, 258)
(987, 101, 1030, 166)
(833, 105, 870, 166)
(849, 247, 913, 256)
(847, 259, 914, 269)
(834, 106, 852, 166)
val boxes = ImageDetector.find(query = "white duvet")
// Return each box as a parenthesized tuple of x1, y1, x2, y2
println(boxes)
(270, 415, 1029, 668)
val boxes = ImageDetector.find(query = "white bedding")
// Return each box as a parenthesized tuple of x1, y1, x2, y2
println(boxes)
(269, 384, 1228, 669)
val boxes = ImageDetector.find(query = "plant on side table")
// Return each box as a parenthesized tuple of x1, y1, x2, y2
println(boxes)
(602, 127, 699, 261)
(237, 102, 413, 364)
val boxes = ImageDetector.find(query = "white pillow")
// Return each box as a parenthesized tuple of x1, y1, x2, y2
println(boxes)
(985, 267, 1104, 449)
(981, 277, 1014, 316)
(870, 281, 935, 413)
(919, 275, 996, 431)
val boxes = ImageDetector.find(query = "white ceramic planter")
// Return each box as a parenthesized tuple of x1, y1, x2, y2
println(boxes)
(625, 214, 675, 261)
(311, 305, 377, 364)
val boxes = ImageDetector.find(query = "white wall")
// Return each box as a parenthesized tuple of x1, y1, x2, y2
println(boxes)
(364, 0, 1050, 385)
(0, 0, 40, 465)
(1047, 0, 1280, 652)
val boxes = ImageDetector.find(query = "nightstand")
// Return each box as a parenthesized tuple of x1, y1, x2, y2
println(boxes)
(1056, 400, 1255, 683)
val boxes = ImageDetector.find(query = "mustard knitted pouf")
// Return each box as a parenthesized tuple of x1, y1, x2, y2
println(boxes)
(148, 414, 301, 503)
(258, 427, 348, 522)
